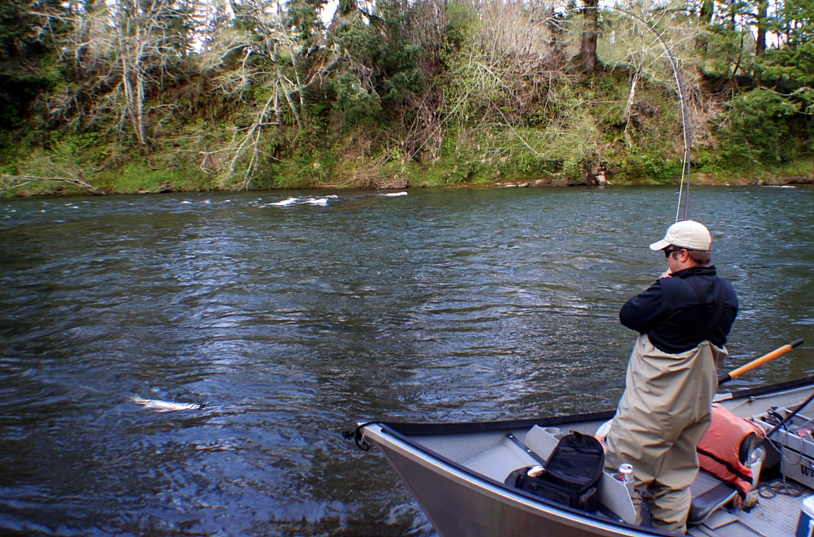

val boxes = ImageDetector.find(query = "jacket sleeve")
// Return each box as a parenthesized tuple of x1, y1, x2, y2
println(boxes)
(619, 280, 665, 334)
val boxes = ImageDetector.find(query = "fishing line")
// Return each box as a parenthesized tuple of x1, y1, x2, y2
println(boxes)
(486, 6, 694, 215)
(577, 5, 693, 221)
(404, 6, 695, 218)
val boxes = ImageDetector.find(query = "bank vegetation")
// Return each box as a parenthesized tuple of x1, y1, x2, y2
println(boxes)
(0, 0, 812, 196)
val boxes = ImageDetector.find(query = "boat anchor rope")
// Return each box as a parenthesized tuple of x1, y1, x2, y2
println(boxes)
(343, 423, 373, 451)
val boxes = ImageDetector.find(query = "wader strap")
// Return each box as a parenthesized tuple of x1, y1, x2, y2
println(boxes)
(688, 278, 726, 341)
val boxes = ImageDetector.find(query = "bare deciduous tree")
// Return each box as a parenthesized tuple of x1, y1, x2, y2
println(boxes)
(198, 0, 340, 189)
(51, 0, 194, 154)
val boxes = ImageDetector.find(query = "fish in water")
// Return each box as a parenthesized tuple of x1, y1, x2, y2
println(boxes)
(132, 396, 205, 412)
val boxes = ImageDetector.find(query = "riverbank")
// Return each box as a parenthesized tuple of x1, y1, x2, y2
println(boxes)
(4, 0, 814, 204)
(3, 162, 813, 198)
(4, 58, 813, 200)
(494, 170, 814, 189)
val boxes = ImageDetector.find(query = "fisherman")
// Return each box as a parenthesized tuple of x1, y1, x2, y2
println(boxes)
(605, 220, 739, 534)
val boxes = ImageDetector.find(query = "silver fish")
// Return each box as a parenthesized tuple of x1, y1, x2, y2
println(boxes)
(132, 396, 205, 412)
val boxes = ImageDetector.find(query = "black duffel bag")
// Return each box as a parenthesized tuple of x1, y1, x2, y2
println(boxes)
(505, 431, 604, 513)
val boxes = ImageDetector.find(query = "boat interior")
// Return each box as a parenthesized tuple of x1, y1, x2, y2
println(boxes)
(408, 401, 814, 537)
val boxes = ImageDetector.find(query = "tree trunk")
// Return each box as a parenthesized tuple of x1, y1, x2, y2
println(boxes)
(756, 0, 768, 56)
(700, 0, 714, 24)
(120, 42, 150, 154)
(754, 0, 768, 86)
(134, 65, 150, 153)
(697, 0, 714, 51)
(581, 0, 599, 71)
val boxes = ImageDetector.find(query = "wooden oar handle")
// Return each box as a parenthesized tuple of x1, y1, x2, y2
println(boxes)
(718, 339, 804, 385)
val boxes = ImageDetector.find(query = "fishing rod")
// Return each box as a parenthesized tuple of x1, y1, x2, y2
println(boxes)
(598, 6, 693, 222)
(765, 389, 814, 440)
(715, 338, 807, 441)
(545, 6, 693, 220)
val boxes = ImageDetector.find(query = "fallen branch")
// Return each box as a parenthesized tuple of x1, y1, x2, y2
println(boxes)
(1, 174, 104, 195)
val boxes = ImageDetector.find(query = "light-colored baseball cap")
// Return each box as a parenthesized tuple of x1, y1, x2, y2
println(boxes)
(649, 220, 712, 251)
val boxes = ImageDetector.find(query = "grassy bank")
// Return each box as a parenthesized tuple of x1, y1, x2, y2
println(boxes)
(2, 63, 812, 199)
(3, 148, 813, 199)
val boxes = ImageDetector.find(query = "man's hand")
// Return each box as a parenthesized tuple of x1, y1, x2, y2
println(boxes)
(659, 270, 673, 279)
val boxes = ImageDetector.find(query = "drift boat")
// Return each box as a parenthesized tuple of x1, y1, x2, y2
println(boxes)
(350, 375, 814, 537)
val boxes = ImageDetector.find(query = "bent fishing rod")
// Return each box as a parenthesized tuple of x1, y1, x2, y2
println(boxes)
(544, 6, 693, 221)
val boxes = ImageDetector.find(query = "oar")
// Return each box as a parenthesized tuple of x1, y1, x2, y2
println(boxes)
(718, 338, 804, 386)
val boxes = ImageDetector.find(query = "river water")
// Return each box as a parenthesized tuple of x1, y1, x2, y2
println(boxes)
(1, 186, 813, 536)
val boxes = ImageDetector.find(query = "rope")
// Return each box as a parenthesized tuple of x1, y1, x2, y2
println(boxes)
(342, 423, 373, 451)
(727, 384, 814, 412)
(758, 475, 805, 499)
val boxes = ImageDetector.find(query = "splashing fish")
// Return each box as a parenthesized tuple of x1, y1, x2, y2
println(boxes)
(132, 396, 205, 412)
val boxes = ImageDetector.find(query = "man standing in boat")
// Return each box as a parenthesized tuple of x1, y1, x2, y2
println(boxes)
(605, 220, 739, 534)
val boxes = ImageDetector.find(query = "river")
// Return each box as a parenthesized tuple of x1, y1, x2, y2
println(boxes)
(1, 185, 813, 536)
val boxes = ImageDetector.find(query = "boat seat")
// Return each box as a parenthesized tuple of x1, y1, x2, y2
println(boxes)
(688, 469, 739, 526)
(463, 434, 540, 482)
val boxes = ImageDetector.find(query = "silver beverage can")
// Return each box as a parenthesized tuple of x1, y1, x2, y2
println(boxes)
(619, 463, 634, 483)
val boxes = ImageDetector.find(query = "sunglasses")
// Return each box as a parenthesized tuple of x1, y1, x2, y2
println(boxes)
(664, 247, 685, 257)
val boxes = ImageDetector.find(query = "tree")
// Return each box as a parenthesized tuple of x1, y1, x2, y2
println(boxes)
(196, 0, 340, 189)
(328, 0, 425, 126)
(48, 0, 200, 154)
(581, 0, 599, 71)
(763, 0, 814, 87)
(0, 0, 69, 129)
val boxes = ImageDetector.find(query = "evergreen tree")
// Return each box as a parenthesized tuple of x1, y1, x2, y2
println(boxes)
(763, 0, 814, 87)
(0, 0, 69, 128)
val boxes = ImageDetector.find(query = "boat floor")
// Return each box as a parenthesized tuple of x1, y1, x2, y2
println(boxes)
(688, 475, 809, 537)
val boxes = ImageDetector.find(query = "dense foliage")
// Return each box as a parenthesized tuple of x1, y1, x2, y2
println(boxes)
(1, 0, 812, 195)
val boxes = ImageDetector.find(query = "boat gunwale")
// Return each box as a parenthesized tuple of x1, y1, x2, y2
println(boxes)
(362, 374, 814, 437)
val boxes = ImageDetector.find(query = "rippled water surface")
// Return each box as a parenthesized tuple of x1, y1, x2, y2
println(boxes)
(1, 186, 813, 536)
